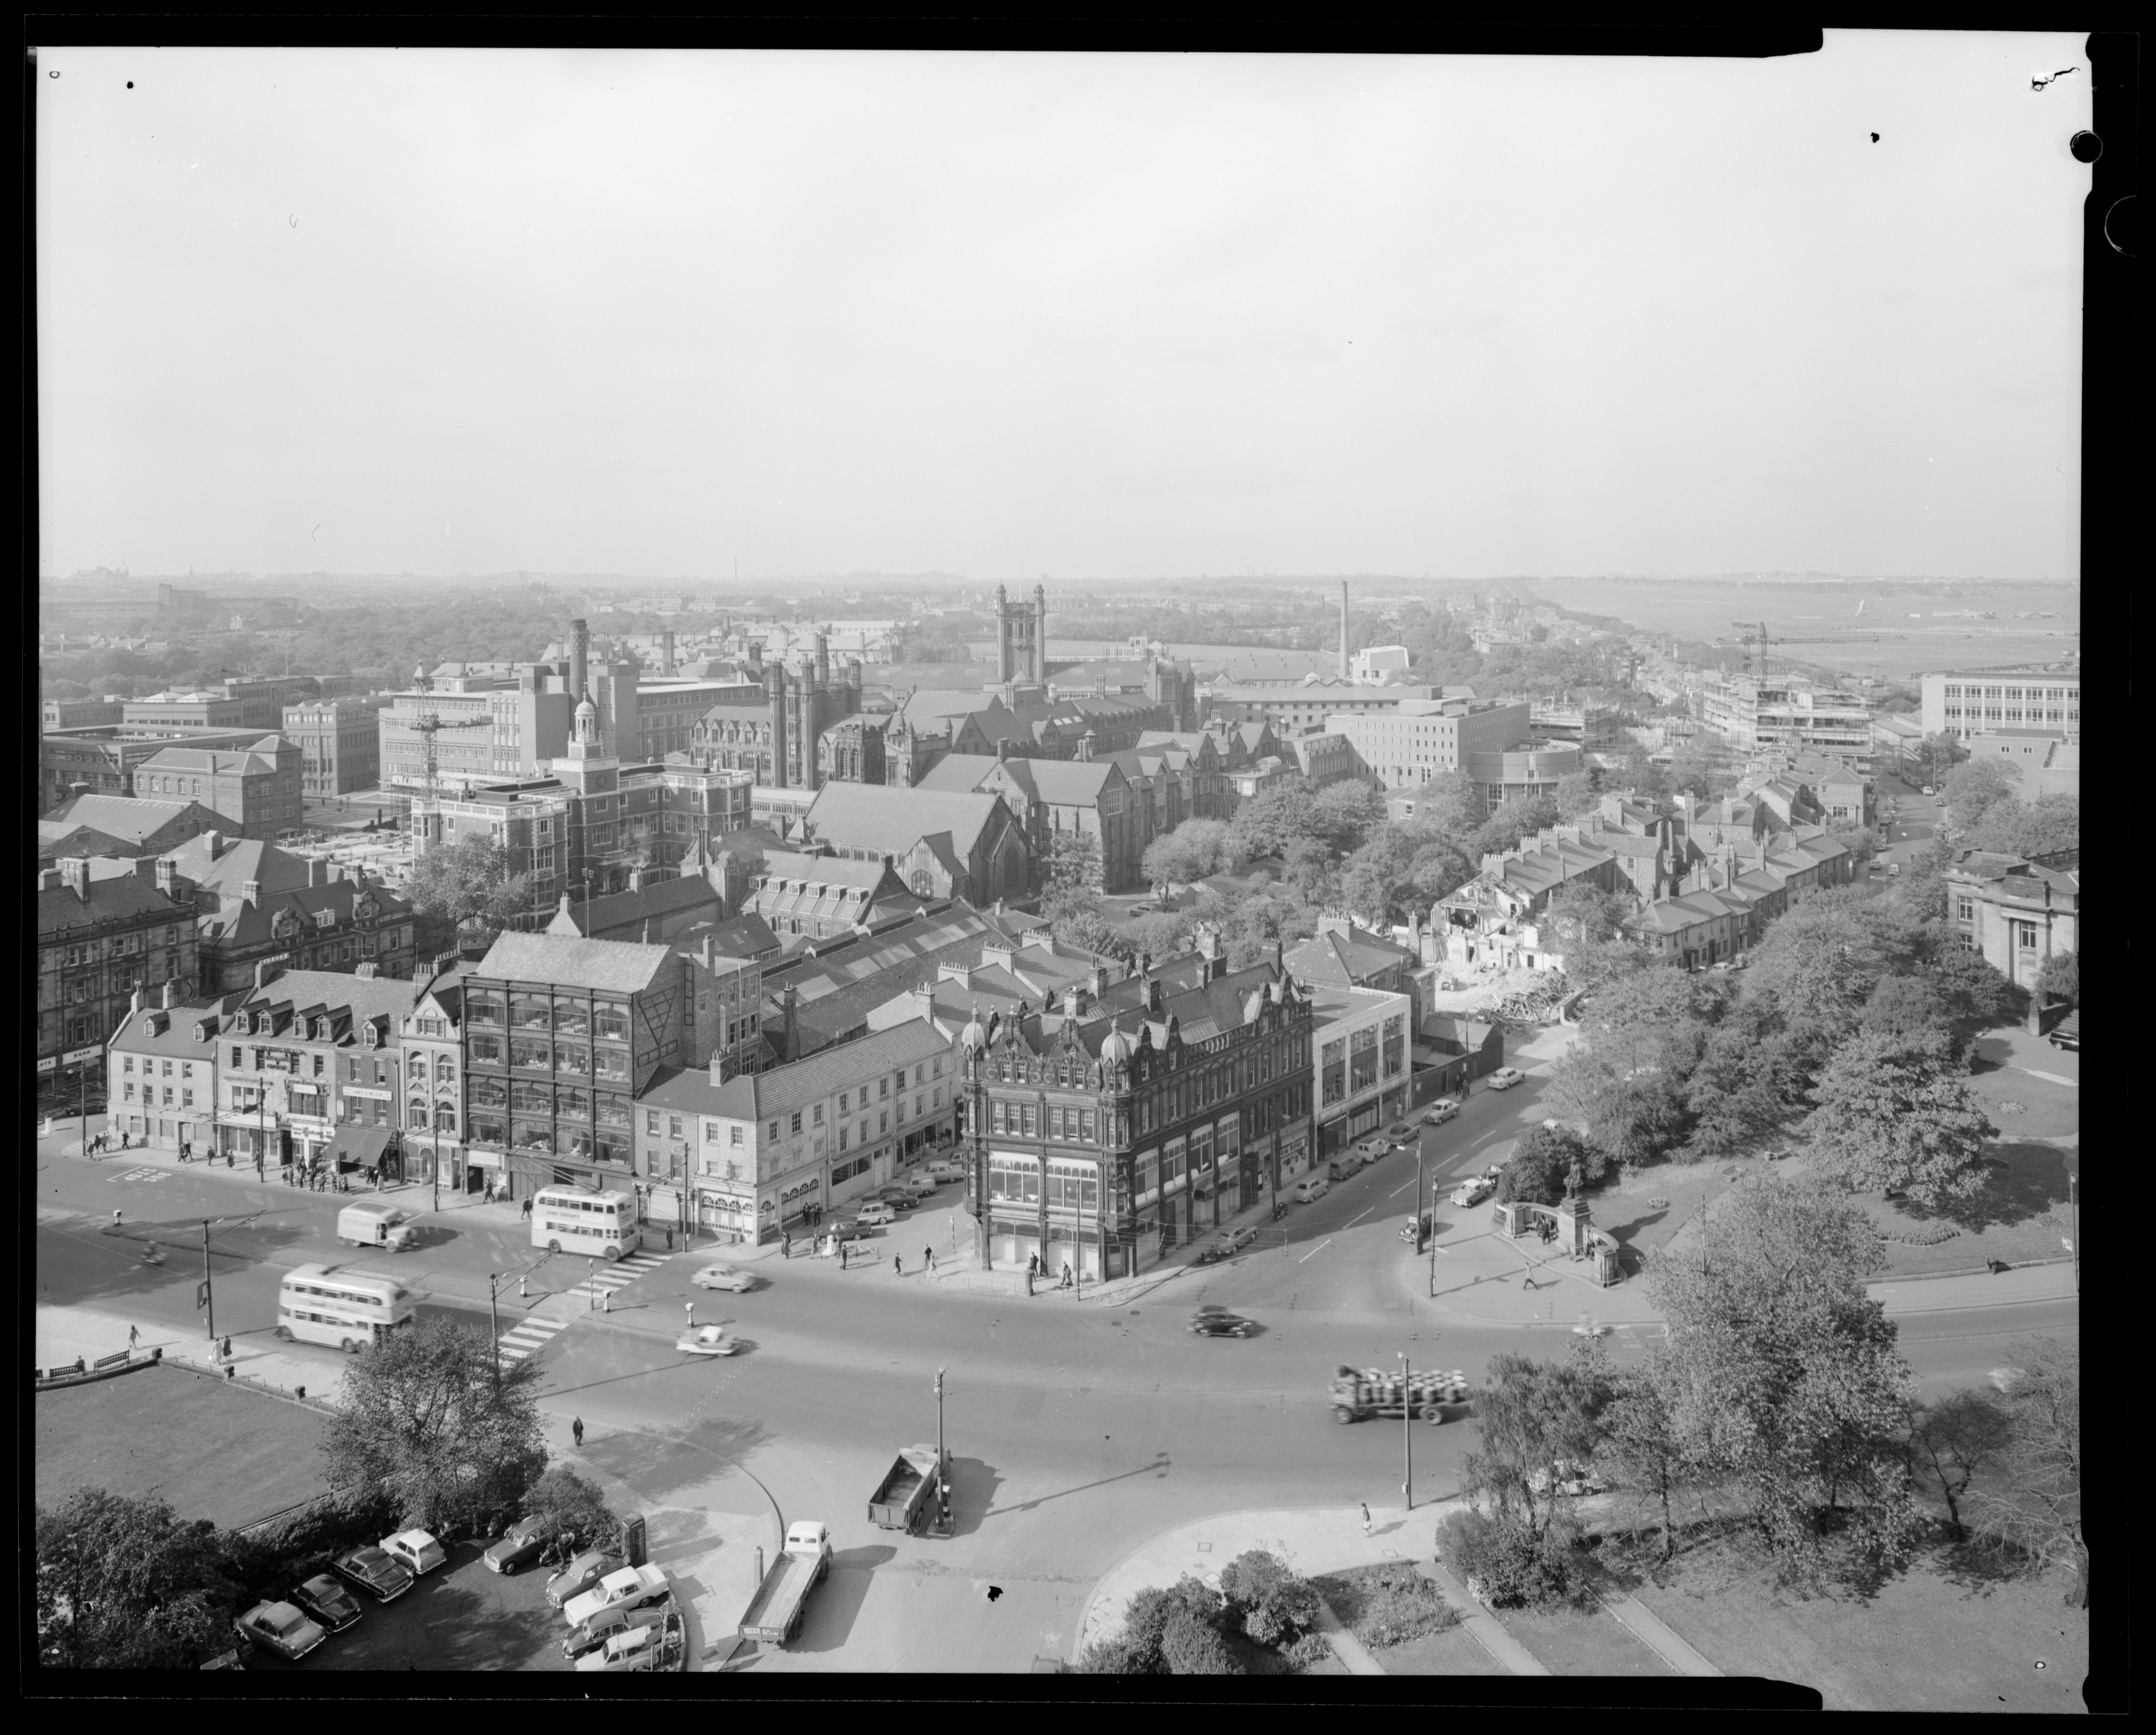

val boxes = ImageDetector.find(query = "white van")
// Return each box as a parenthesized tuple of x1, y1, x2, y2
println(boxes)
(1326, 1152, 1361, 1182)
(1291, 1175, 1331, 1205)
(338, 1201, 416, 1251)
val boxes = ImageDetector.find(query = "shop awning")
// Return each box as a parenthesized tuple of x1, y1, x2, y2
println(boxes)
(327, 1126, 397, 1168)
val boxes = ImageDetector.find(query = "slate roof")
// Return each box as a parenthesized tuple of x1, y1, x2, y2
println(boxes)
(38, 870, 194, 938)
(917, 753, 1122, 806)
(229, 967, 426, 1032)
(1283, 929, 1415, 988)
(138, 736, 287, 776)
(107, 991, 250, 1057)
(804, 781, 1010, 861)
(549, 873, 723, 939)
(37, 825, 141, 863)
(640, 1017, 956, 1122)
(40, 793, 221, 846)
(671, 912, 783, 962)
(471, 931, 682, 994)
(755, 851, 896, 892)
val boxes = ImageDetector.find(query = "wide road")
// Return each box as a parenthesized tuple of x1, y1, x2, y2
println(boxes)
(35, 1064, 2073, 1669)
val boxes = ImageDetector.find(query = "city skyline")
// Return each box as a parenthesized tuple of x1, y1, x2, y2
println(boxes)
(39, 37, 2088, 584)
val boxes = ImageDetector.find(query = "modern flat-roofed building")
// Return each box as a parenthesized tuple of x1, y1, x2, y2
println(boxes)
(284, 698, 390, 797)
(1921, 668, 2080, 741)
(1325, 699, 1535, 791)
(42, 697, 126, 729)
(1307, 981, 1413, 1157)
(122, 690, 248, 732)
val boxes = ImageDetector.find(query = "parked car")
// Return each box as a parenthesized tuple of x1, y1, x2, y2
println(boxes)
(329, 1545, 413, 1603)
(1451, 1174, 1495, 1209)
(483, 1516, 552, 1576)
(1383, 1121, 1416, 1144)
(1526, 1459, 1608, 1497)
(1934, 795, 1948, 807)
(288, 1573, 363, 1633)
(544, 1548, 624, 1611)
(822, 1217, 870, 1242)
(1421, 1098, 1461, 1125)
(574, 1612, 683, 1672)
(692, 1263, 756, 1292)
(1886, 861, 1902, 877)
(871, 1188, 917, 1211)
(233, 1600, 328, 1662)
(676, 1323, 741, 1357)
(563, 1563, 672, 1633)
(1187, 1305, 1255, 1338)
(1353, 1135, 1389, 1161)
(563, 1596, 673, 1661)
(1291, 1175, 1331, 1204)
(855, 1201, 899, 1228)
(896, 1172, 940, 1198)
(378, 1529, 447, 1578)
(1486, 1067, 1526, 1090)
(923, 1158, 967, 1181)
(1921, 784, 1935, 796)
(1213, 1225, 1258, 1257)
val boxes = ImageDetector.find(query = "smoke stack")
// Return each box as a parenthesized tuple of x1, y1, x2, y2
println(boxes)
(571, 618, 590, 702)
(1340, 581, 1351, 681)
(662, 628, 676, 677)
(815, 633, 830, 691)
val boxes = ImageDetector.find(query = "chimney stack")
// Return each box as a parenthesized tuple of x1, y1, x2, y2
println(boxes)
(355, 962, 378, 980)
(161, 978, 180, 1010)
(205, 830, 224, 860)
(254, 956, 286, 990)
(133, 857, 157, 882)
(59, 857, 91, 900)
(154, 857, 179, 897)
(1340, 580, 1351, 681)
(662, 628, 677, 677)
(571, 617, 590, 702)
(308, 856, 327, 887)
(242, 879, 262, 906)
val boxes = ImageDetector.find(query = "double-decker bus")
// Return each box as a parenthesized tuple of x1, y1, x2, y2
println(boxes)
(532, 1186, 642, 1261)
(276, 1263, 416, 1353)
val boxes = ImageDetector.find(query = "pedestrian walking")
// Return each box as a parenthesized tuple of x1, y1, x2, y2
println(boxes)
(572, 1417, 585, 1448)
(118, 1131, 129, 1150)
(1061, 1262, 1072, 1289)
(840, 1242, 849, 1269)
(128, 1324, 140, 1350)
(782, 1235, 791, 1260)
(685, 1302, 695, 1329)
(220, 1336, 232, 1362)
(112, 1208, 122, 1229)
(925, 1247, 935, 1272)
(892, 1253, 903, 1277)
(1361, 1502, 1372, 1536)
(602, 1288, 610, 1313)
(1025, 1267, 1034, 1297)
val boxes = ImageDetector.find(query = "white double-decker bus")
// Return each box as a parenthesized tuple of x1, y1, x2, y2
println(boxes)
(532, 1186, 642, 1261)
(276, 1263, 416, 1353)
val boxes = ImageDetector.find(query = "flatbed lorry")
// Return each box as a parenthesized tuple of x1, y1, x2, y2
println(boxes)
(736, 1521, 831, 1646)
(867, 1445, 946, 1533)
(1329, 1364, 1471, 1425)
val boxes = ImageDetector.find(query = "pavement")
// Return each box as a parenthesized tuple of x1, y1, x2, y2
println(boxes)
(1073, 1500, 1718, 1677)
(36, 1300, 351, 1410)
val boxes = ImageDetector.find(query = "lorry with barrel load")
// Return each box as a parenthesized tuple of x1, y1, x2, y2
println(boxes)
(1329, 1364, 1471, 1425)
(866, 1444, 948, 1533)
(736, 1521, 832, 1647)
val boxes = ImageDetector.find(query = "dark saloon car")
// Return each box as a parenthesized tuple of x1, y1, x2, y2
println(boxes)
(290, 1572, 364, 1632)
(329, 1543, 414, 1603)
(483, 1515, 551, 1575)
(1187, 1305, 1255, 1338)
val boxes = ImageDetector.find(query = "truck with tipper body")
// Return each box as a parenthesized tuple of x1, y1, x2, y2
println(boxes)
(866, 1445, 946, 1533)
(737, 1521, 831, 1646)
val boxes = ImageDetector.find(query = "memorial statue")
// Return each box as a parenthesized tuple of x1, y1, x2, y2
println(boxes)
(1565, 1156, 1585, 1199)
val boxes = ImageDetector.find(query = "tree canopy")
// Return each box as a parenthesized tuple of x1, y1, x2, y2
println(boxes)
(1965, 1337, 2085, 1606)
(36, 1489, 242, 1668)
(1805, 1028, 1997, 1204)
(402, 834, 534, 931)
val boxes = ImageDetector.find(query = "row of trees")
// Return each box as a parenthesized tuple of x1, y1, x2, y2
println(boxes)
(37, 1317, 616, 1667)
(1540, 875, 2021, 1197)
(1449, 1177, 2084, 1604)
(1079, 1549, 1331, 1673)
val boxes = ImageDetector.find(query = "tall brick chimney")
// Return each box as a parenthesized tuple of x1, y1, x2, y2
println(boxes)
(1340, 580, 1351, 681)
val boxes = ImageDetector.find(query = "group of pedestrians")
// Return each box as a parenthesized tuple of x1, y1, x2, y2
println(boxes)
(85, 1130, 129, 1157)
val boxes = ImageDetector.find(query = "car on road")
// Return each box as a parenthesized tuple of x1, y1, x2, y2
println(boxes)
(234, 1600, 328, 1662)
(1383, 1121, 1416, 1144)
(1421, 1099, 1461, 1125)
(871, 1188, 918, 1211)
(1194, 1225, 1258, 1264)
(1352, 1136, 1389, 1162)
(1187, 1305, 1255, 1338)
(1291, 1175, 1331, 1204)
(692, 1262, 756, 1292)
(1451, 1174, 1496, 1209)
(563, 1596, 674, 1661)
(1886, 861, 1902, 877)
(1486, 1067, 1526, 1090)
(855, 1201, 899, 1228)
(676, 1323, 740, 1357)
(482, 1516, 551, 1576)
(330, 1545, 414, 1604)
(923, 1158, 967, 1181)
(895, 1172, 939, 1198)
(544, 1548, 624, 1611)
(378, 1529, 447, 1578)
(289, 1573, 363, 1633)
(563, 1563, 672, 1632)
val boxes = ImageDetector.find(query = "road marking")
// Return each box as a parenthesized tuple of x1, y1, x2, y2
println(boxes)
(2014, 1068, 2077, 1088)
(1469, 1129, 1504, 1150)
(561, 1249, 673, 1302)
(1345, 1208, 1373, 1227)
(1297, 1239, 1333, 1264)
(110, 1167, 171, 1185)
(497, 1317, 567, 1362)
(1389, 1180, 1416, 1199)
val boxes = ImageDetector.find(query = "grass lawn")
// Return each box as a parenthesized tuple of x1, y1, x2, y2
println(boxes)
(1495, 1602, 1676, 1677)
(1591, 1160, 1735, 1267)
(1824, 1137, 2078, 1275)
(1612, 1533, 2087, 1713)
(1311, 1562, 1463, 1650)
(36, 1362, 328, 1531)
(1372, 1626, 1509, 1676)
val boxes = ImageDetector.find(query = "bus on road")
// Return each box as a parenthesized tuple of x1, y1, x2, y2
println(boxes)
(532, 1186, 642, 1261)
(276, 1264, 415, 1353)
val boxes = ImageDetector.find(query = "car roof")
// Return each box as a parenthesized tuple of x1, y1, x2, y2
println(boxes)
(300, 1573, 342, 1591)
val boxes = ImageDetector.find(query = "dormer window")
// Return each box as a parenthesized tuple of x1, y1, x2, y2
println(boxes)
(362, 1022, 378, 1050)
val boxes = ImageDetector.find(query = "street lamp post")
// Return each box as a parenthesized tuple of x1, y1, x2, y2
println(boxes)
(487, 1273, 501, 1388)
(202, 1218, 215, 1342)
(933, 1367, 951, 1535)
(1400, 1351, 1413, 1512)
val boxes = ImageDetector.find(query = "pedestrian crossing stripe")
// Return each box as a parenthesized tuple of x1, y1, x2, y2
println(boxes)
(497, 1318, 567, 1362)
(563, 1251, 671, 1300)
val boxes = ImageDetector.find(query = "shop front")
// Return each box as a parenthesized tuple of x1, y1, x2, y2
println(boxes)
(769, 1169, 826, 1240)
(1278, 1129, 1311, 1183)
(328, 1124, 398, 1185)
(696, 1182, 756, 1245)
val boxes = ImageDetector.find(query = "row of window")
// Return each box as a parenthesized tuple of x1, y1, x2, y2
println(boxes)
(1942, 684, 2075, 700)
(124, 1082, 194, 1108)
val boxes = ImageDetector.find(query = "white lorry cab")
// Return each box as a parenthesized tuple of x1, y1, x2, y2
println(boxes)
(338, 1201, 416, 1251)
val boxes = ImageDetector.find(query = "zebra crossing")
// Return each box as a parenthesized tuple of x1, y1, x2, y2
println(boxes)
(496, 1316, 567, 1363)
(562, 1248, 673, 1306)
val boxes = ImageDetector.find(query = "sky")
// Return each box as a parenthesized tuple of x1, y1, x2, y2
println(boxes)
(37, 36, 2091, 585)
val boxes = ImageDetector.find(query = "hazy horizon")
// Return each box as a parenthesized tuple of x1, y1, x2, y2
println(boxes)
(40, 38, 2089, 583)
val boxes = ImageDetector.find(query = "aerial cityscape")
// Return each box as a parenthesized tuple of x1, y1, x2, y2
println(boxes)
(34, 39, 2090, 1704)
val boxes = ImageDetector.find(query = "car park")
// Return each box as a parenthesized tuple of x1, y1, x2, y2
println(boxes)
(1291, 1175, 1331, 1204)
(482, 1516, 551, 1576)
(692, 1263, 756, 1292)
(1421, 1098, 1461, 1125)
(330, 1545, 414, 1603)
(563, 1563, 672, 1633)
(676, 1323, 741, 1357)
(1486, 1067, 1526, 1090)
(1187, 1305, 1255, 1338)
(544, 1548, 623, 1610)
(234, 1600, 328, 1662)
(289, 1574, 363, 1633)
(563, 1596, 673, 1661)
(378, 1529, 447, 1578)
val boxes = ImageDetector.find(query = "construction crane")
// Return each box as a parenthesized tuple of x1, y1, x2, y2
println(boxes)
(1730, 621, 1773, 679)
(407, 664, 493, 834)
